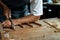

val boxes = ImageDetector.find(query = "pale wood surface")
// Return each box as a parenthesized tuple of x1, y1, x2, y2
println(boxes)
(1, 18, 60, 40)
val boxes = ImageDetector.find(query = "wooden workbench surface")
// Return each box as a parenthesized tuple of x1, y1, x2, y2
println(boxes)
(1, 18, 60, 40)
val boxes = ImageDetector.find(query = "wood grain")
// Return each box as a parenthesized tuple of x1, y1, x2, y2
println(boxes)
(1, 18, 60, 40)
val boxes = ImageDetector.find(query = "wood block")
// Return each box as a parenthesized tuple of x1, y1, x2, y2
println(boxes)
(1, 18, 60, 40)
(43, 18, 60, 30)
(8, 27, 56, 40)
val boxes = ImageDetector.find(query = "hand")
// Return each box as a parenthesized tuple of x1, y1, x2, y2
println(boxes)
(2, 19, 21, 27)
(3, 9, 11, 19)
(2, 20, 11, 27)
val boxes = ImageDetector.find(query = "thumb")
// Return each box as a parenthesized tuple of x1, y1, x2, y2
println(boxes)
(4, 9, 11, 19)
(7, 10, 11, 19)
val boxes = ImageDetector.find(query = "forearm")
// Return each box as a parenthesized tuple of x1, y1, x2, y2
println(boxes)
(0, 1, 9, 9)
(0, 1, 11, 19)
(13, 14, 40, 24)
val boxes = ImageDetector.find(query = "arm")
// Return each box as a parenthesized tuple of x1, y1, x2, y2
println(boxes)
(13, 14, 40, 24)
(0, 1, 11, 19)
(2, 0, 43, 27)
(14, 0, 43, 24)
(2, 14, 40, 27)
(0, 1, 8, 9)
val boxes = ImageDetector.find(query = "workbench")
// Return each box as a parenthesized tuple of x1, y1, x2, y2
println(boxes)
(0, 18, 60, 40)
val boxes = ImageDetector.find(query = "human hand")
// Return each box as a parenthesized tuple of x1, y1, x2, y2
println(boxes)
(2, 19, 21, 27)
(3, 9, 11, 19)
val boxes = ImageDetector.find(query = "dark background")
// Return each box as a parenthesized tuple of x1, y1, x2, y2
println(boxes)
(41, 0, 60, 19)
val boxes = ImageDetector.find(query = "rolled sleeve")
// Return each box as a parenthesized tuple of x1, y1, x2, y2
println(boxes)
(31, 0, 43, 16)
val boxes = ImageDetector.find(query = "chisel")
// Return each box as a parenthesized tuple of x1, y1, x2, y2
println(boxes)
(9, 16, 15, 30)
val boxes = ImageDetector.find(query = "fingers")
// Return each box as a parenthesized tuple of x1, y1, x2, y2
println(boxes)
(2, 19, 21, 27)
(3, 9, 11, 19)
(2, 20, 11, 27)
(8, 10, 11, 19)
(6, 10, 11, 19)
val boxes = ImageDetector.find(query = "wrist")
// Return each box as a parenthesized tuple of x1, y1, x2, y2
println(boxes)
(12, 19, 21, 25)
(12, 19, 17, 25)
